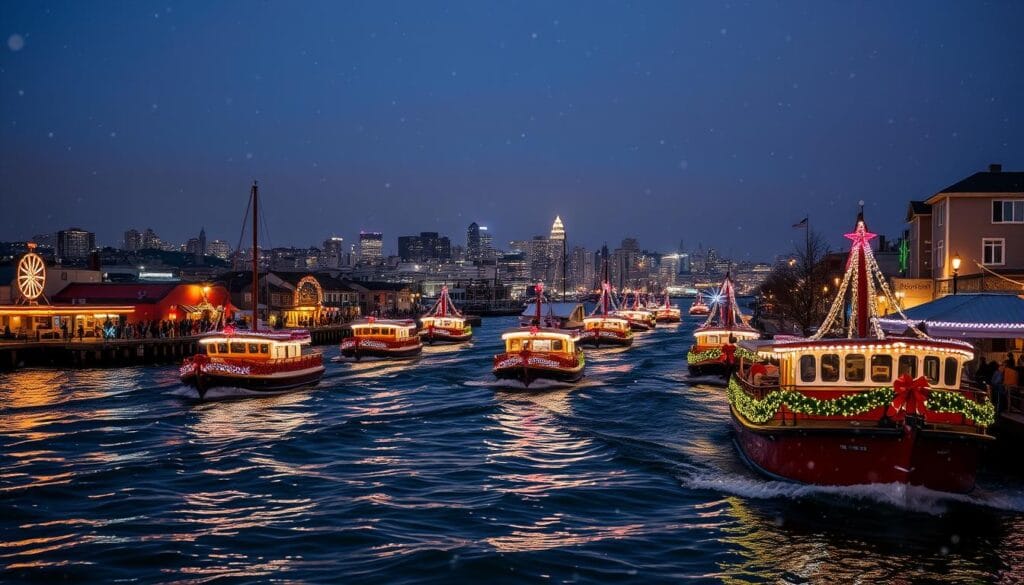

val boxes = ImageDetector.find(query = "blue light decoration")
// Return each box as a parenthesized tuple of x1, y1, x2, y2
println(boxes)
(104, 325, 117, 339)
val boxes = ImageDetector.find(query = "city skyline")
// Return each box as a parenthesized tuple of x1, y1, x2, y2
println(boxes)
(3, 2, 1022, 256)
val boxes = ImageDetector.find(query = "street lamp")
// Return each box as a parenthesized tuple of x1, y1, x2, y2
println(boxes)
(952, 253, 961, 295)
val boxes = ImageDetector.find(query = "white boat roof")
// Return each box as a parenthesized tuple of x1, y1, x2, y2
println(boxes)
(198, 328, 311, 345)
(501, 327, 577, 342)
(738, 335, 974, 359)
(351, 319, 416, 328)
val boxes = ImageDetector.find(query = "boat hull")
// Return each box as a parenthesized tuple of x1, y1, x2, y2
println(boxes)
(340, 338, 422, 360)
(731, 408, 988, 494)
(181, 364, 325, 398)
(577, 330, 634, 348)
(492, 352, 584, 388)
(419, 330, 472, 345)
(687, 360, 731, 381)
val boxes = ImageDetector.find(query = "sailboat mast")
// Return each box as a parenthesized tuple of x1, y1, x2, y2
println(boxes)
(251, 181, 259, 330)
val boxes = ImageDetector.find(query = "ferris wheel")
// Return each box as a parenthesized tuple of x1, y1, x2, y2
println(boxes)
(17, 251, 46, 302)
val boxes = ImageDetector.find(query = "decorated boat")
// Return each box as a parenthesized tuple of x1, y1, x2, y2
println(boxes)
(613, 292, 657, 331)
(494, 283, 586, 388)
(686, 273, 760, 380)
(341, 317, 422, 360)
(181, 326, 325, 398)
(518, 283, 586, 329)
(419, 285, 472, 344)
(652, 292, 682, 323)
(180, 182, 325, 398)
(688, 291, 711, 317)
(578, 282, 634, 348)
(728, 210, 994, 494)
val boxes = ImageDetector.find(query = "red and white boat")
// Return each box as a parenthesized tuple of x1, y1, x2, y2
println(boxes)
(180, 182, 325, 399)
(652, 292, 682, 323)
(729, 210, 994, 494)
(686, 274, 759, 380)
(688, 291, 711, 317)
(613, 292, 657, 331)
(341, 317, 422, 360)
(493, 283, 585, 388)
(419, 285, 472, 344)
(181, 326, 325, 398)
(578, 282, 634, 348)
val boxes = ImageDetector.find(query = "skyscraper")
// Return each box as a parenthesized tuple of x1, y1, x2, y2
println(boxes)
(142, 228, 161, 250)
(199, 227, 207, 256)
(479, 226, 494, 264)
(322, 236, 344, 268)
(466, 222, 481, 264)
(123, 229, 142, 251)
(57, 228, 95, 261)
(207, 239, 231, 260)
(359, 231, 383, 264)
(548, 216, 566, 293)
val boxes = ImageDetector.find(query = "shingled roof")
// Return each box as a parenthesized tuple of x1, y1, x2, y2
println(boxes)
(926, 164, 1024, 203)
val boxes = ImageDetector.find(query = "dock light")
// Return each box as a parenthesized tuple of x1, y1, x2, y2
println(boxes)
(952, 253, 961, 295)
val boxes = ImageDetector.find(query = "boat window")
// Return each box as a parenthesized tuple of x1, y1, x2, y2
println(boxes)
(260, 344, 269, 354)
(509, 339, 521, 351)
(532, 339, 552, 352)
(218, 343, 228, 354)
(871, 354, 893, 383)
(248, 343, 259, 353)
(923, 356, 940, 384)
(202, 344, 212, 355)
(230, 342, 245, 354)
(707, 335, 718, 345)
(845, 354, 865, 382)
(800, 355, 816, 383)
(944, 357, 959, 386)
(821, 354, 840, 382)
(552, 340, 563, 351)
(371, 327, 380, 335)
(898, 355, 917, 378)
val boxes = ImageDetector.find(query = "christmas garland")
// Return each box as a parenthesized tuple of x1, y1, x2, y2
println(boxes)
(734, 346, 760, 363)
(727, 377, 995, 427)
(687, 347, 723, 365)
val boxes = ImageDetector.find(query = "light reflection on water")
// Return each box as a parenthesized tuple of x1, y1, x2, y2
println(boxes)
(1, 314, 1023, 582)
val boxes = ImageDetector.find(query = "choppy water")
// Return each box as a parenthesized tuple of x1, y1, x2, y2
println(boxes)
(4, 315, 1024, 583)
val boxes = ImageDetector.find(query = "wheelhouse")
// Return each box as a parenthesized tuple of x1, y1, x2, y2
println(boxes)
(350, 322, 416, 340)
(583, 317, 630, 332)
(198, 335, 305, 360)
(501, 330, 578, 355)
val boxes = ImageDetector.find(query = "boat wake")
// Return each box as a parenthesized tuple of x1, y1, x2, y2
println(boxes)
(166, 386, 301, 401)
(681, 469, 1024, 515)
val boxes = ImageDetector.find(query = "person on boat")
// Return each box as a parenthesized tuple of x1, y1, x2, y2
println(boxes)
(1007, 352, 1017, 368)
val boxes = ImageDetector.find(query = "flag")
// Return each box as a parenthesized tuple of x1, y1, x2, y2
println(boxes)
(792, 217, 808, 229)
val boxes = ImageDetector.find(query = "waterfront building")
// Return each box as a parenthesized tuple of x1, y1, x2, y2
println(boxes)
(123, 229, 142, 251)
(56, 228, 95, 262)
(141, 228, 162, 251)
(359, 231, 383, 264)
(207, 239, 231, 260)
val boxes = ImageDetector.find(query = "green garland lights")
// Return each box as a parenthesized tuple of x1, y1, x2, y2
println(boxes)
(727, 377, 995, 427)
(687, 347, 723, 365)
(734, 346, 760, 363)
(926, 390, 995, 427)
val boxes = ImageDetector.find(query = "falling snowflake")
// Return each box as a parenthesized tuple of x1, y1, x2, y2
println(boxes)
(7, 34, 24, 51)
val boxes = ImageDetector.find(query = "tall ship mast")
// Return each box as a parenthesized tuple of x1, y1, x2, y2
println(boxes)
(686, 272, 759, 381)
(180, 182, 325, 398)
(418, 285, 473, 344)
(729, 209, 994, 494)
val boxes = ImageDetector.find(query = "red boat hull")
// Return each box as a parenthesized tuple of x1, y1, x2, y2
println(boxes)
(340, 337, 422, 360)
(420, 329, 472, 345)
(577, 330, 634, 347)
(181, 360, 325, 398)
(731, 408, 988, 494)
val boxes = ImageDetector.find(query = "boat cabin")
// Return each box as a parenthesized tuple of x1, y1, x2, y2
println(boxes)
(351, 320, 416, 340)
(501, 329, 578, 355)
(693, 327, 760, 348)
(199, 335, 305, 360)
(420, 316, 466, 329)
(740, 338, 974, 391)
(583, 317, 630, 333)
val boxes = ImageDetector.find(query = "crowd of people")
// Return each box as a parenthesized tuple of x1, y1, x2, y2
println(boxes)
(973, 352, 1022, 415)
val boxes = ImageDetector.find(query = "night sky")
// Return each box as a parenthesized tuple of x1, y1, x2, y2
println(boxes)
(2, 1, 1023, 258)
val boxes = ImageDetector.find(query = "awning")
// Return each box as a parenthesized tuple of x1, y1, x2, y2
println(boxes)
(878, 293, 1024, 339)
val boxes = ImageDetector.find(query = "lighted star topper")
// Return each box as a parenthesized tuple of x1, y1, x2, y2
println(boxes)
(844, 218, 878, 251)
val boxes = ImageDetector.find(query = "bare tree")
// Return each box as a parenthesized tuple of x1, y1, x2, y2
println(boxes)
(759, 230, 832, 336)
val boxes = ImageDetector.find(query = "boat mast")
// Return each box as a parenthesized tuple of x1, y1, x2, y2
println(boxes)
(440, 285, 448, 317)
(535, 282, 543, 325)
(251, 181, 259, 330)
(723, 272, 735, 329)
(854, 210, 869, 337)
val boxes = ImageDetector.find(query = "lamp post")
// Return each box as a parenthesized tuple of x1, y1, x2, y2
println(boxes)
(952, 253, 961, 295)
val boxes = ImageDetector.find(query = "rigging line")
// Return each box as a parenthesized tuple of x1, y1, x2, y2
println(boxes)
(973, 260, 1024, 288)
(233, 192, 253, 269)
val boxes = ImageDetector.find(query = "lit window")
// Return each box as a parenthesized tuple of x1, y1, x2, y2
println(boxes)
(871, 355, 893, 383)
(821, 354, 840, 382)
(992, 200, 1024, 223)
(936, 202, 945, 226)
(944, 357, 959, 386)
(800, 355, 816, 383)
(983, 238, 1005, 266)
(923, 356, 940, 384)
(845, 354, 865, 382)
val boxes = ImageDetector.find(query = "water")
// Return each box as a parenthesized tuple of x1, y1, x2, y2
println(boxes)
(4, 316, 1024, 583)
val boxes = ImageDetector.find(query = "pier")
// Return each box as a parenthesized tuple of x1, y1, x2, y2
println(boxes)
(0, 325, 353, 371)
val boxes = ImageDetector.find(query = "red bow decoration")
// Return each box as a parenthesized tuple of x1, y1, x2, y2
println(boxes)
(722, 344, 737, 364)
(891, 374, 930, 417)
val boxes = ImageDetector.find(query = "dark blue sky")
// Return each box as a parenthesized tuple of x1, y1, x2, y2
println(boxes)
(2, 1, 1022, 258)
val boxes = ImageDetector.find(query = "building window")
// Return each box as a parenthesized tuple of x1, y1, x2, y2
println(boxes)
(935, 240, 945, 269)
(983, 238, 1005, 266)
(935, 202, 945, 227)
(992, 200, 1024, 224)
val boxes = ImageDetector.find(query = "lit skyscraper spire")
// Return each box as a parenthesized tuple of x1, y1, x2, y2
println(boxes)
(550, 215, 565, 241)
